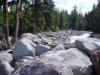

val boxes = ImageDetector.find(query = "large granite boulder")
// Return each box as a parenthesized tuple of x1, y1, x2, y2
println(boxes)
(13, 38, 36, 59)
(90, 50, 100, 75)
(14, 58, 31, 69)
(52, 44, 65, 51)
(12, 56, 34, 68)
(69, 33, 90, 43)
(11, 58, 73, 75)
(0, 52, 13, 63)
(35, 44, 51, 56)
(21, 33, 42, 43)
(40, 48, 92, 75)
(0, 60, 14, 75)
(0, 52, 14, 75)
(75, 38, 100, 54)
(21, 33, 35, 41)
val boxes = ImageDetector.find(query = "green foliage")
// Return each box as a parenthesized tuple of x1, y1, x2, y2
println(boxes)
(0, 13, 3, 28)
(42, 0, 55, 31)
(84, 0, 100, 33)
(1, 0, 100, 36)
(59, 10, 69, 30)
(0, 0, 2, 11)
(69, 6, 84, 30)
(76, 13, 84, 30)
(69, 6, 78, 29)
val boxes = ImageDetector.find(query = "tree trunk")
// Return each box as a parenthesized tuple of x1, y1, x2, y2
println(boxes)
(19, 3, 22, 36)
(32, 0, 36, 33)
(3, 0, 10, 49)
(15, 0, 21, 43)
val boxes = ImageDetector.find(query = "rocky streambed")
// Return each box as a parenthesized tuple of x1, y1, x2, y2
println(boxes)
(0, 29, 100, 75)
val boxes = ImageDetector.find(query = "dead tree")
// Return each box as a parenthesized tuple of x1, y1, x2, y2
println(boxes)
(15, 0, 21, 43)
(3, 0, 10, 49)
(32, 0, 36, 33)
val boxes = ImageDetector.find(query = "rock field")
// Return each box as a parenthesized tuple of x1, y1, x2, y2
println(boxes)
(0, 29, 100, 75)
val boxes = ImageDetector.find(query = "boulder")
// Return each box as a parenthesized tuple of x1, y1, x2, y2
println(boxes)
(13, 38, 36, 59)
(90, 50, 100, 75)
(13, 56, 36, 69)
(0, 60, 14, 75)
(40, 48, 92, 75)
(21, 33, 42, 43)
(69, 33, 90, 43)
(47, 42, 58, 48)
(67, 29, 92, 36)
(21, 33, 35, 41)
(14, 58, 32, 69)
(0, 52, 13, 63)
(11, 58, 73, 75)
(0, 52, 14, 75)
(0, 41, 3, 50)
(63, 42, 74, 49)
(52, 44, 65, 51)
(22, 56, 34, 60)
(0, 41, 8, 50)
(35, 44, 51, 56)
(5, 49, 13, 54)
(75, 38, 100, 55)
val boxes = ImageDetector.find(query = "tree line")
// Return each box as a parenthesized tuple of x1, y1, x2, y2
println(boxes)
(0, 0, 100, 48)
(84, 0, 100, 33)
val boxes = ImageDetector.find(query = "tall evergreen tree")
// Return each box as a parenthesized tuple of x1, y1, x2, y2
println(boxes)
(85, 0, 100, 33)
(59, 11, 64, 30)
(34, 0, 46, 32)
(52, 8, 60, 31)
(42, 0, 55, 31)
(76, 12, 84, 30)
(69, 6, 78, 29)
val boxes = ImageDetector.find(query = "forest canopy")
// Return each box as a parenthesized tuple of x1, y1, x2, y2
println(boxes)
(0, 0, 100, 47)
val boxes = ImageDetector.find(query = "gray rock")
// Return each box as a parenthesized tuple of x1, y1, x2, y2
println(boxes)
(0, 41, 3, 50)
(21, 33, 42, 43)
(52, 44, 65, 51)
(0, 41, 8, 50)
(14, 58, 32, 69)
(47, 42, 58, 48)
(0, 60, 14, 75)
(35, 44, 51, 56)
(63, 42, 73, 49)
(21, 33, 35, 41)
(13, 38, 36, 59)
(69, 65, 92, 75)
(0, 52, 13, 63)
(13, 56, 37, 69)
(67, 29, 92, 36)
(11, 58, 73, 75)
(40, 48, 92, 75)
(75, 38, 100, 54)
(5, 49, 13, 54)
(22, 56, 34, 60)
(69, 33, 90, 44)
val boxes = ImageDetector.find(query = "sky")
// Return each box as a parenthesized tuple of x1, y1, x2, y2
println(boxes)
(53, 0, 98, 14)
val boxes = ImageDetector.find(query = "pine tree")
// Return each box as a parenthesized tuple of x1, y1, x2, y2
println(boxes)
(42, 0, 55, 31)
(76, 12, 84, 30)
(34, 0, 46, 32)
(86, 0, 100, 33)
(59, 11, 64, 30)
(52, 8, 60, 31)
(69, 6, 78, 29)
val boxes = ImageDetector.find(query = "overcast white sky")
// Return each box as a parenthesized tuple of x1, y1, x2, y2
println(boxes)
(53, 0, 98, 14)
